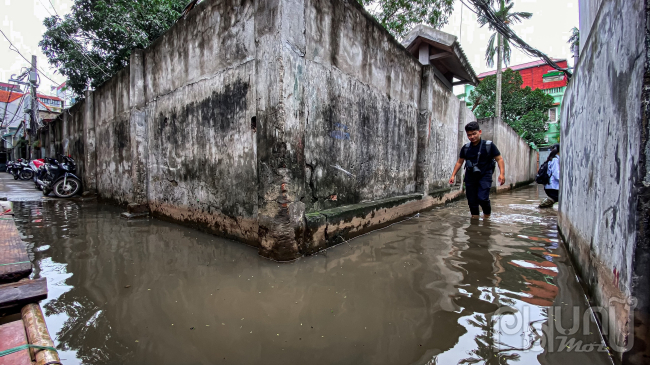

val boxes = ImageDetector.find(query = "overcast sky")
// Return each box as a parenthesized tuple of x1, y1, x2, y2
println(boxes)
(441, 0, 579, 76)
(1, 0, 72, 93)
(0, 0, 578, 95)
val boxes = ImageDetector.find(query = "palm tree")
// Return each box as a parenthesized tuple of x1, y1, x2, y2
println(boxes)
(478, 0, 532, 121)
(568, 27, 580, 68)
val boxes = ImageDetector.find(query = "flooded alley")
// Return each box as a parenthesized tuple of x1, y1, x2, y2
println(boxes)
(4, 174, 613, 365)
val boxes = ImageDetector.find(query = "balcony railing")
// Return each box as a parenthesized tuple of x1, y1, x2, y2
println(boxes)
(543, 87, 566, 95)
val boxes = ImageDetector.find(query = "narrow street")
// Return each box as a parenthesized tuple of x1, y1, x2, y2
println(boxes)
(0, 174, 613, 365)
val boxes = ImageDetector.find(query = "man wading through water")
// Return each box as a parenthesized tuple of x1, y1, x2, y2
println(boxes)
(449, 122, 506, 219)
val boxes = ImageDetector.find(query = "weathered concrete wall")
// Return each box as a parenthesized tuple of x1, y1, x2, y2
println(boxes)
(417, 66, 462, 195)
(578, 0, 604, 53)
(41, 0, 538, 262)
(144, 0, 258, 243)
(559, 0, 650, 362)
(303, 0, 421, 210)
(93, 67, 133, 204)
(83, 0, 258, 243)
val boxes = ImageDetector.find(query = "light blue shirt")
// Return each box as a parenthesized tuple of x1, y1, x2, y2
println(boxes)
(545, 156, 560, 190)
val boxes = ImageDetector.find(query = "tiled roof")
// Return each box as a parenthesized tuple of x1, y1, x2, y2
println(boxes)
(0, 90, 25, 103)
(477, 59, 566, 79)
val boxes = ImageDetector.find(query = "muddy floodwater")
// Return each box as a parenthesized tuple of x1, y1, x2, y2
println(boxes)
(12, 185, 613, 365)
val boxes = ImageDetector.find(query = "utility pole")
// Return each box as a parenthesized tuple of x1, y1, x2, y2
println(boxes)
(495, 33, 502, 121)
(29, 55, 38, 160)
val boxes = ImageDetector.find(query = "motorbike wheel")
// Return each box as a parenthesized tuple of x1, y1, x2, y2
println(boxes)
(20, 170, 34, 180)
(53, 178, 81, 198)
(13, 173, 19, 180)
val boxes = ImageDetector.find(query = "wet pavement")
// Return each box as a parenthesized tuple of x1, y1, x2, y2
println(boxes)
(1, 173, 613, 365)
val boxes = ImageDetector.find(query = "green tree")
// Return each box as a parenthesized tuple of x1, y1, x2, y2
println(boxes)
(468, 69, 554, 146)
(356, 0, 454, 39)
(568, 26, 579, 66)
(478, 0, 532, 121)
(40, 0, 189, 96)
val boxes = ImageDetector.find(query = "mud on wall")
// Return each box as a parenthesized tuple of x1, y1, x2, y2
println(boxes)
(559, 0, 650, 362)
(302, 0, 422, 212)
(143, 0, 257, 242)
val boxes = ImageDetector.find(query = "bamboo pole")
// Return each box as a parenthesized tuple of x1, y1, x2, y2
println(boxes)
(21, 303, 61, 365)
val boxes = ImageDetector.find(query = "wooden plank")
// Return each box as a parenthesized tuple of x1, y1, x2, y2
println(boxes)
(429, 52, 452, 61)
(0, 320, 32, 365)
(0, 219, 31, 283)
(0, 278, 48, 309)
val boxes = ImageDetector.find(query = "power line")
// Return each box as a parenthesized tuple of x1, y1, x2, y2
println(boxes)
(1, 87, 15, 124)
(2, 93, 27, 129)
(459, 0, 479, 16)
(466, 0, 572, 78)
(37, 0, 55, 17)
(48, 0, 60, 17)
(0, 28, 64, 88)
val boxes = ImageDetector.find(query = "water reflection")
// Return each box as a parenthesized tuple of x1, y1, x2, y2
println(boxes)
(12, 186, 612, 365)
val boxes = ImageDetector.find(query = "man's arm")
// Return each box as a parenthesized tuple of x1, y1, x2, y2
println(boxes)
(449, 158, 465, 185)
(495, 155, 505, 185)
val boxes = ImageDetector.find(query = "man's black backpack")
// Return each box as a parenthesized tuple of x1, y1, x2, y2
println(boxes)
(536, 160, 551, 185)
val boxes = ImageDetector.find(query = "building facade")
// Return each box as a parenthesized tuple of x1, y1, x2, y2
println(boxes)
(0, 83, 63, 160)
(458, 59, 569, 147)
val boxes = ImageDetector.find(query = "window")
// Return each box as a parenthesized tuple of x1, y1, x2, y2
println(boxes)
(549, 107, 557, 122)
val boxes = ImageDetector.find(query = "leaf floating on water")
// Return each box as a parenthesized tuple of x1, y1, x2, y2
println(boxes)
(124, 285, 131, 288)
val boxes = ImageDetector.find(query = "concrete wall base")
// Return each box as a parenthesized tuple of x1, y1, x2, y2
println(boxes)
(558, 216, 634, 361)
(303, 188, 465, 256)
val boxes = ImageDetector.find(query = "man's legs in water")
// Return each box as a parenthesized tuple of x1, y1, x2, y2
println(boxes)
(465, 182, 481, 219)
(478, 174, 493, 219)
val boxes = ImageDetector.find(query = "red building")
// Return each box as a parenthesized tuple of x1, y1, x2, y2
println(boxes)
(475, 58, 569, 90)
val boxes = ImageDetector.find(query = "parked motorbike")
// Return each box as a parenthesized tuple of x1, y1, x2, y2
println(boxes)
(5, 160, 14, 174)
(30, 159, 46, 190)
(36, 155, 82, 198)
(11, 160, 32, 180)
(6, 159, 22, 176)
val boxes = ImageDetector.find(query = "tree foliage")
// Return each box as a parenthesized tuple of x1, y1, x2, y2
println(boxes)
(477, 0, 532, 68)
(468, 69, 554, 145)
(568, 26, 579, 54)
(356, 0, 454, 39)
(40, 0, 189, 96)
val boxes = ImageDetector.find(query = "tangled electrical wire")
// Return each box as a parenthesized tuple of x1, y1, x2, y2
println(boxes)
(465, 0, 572, 79)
